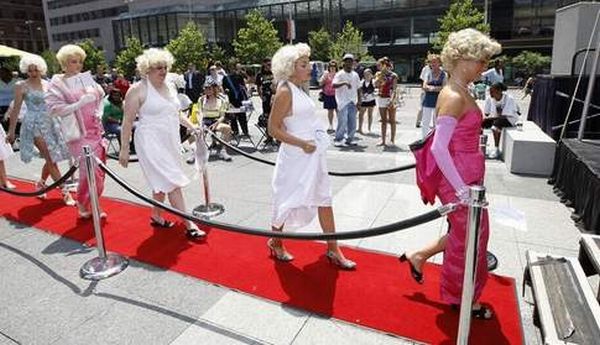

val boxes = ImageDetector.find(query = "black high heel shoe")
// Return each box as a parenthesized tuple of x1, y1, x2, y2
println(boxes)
(399, 253, 424, 284)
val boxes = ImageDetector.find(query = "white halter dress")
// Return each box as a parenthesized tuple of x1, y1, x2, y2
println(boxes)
(0, 126, 13, 160)
(271, 82, 332, 229)
(135, 81, 189, 193)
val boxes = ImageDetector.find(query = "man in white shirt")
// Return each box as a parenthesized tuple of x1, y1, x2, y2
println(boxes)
(482, 82, 520, 158)
(481, 60, 504, 85)
(333, 53, 361, 147)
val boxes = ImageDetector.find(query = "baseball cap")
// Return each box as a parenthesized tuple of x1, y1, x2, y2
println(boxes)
(342, 53, 354, 61)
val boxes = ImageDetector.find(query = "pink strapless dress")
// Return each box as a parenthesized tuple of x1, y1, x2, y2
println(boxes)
(418, 108, 490, 304)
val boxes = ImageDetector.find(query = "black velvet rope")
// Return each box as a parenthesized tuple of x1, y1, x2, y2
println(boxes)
(206, 130, 417, 176)
(0, 165, 78, 196)
(98, 158, 452, 240)
(106, 152, 139, 163)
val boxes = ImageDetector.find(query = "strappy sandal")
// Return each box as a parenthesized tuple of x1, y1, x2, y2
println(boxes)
(61, 188, 76, 206)
(150, 217, 175, 228)
(399, 253, 424, 284)
(186, 226, 206, 239)
(35, 181, 47, 199)
(471, 305, 494, 320)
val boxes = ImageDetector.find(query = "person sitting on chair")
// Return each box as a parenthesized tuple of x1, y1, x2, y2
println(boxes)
(103, 88, 135, 154)
(191, 80, 233, 162)
(481, 82, 519, 159)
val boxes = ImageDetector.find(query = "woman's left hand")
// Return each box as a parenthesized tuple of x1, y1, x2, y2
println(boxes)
(302, 140, 317, 154)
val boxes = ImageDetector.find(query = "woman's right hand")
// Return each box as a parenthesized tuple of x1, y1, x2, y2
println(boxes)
(118, 149, 129, 168)
(6, 132, 16, 145)
(301, 140, 317, 154)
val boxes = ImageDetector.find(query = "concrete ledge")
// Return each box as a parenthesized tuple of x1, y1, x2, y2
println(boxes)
(526, 250, 600, 345)
(503, 123, 555, 176)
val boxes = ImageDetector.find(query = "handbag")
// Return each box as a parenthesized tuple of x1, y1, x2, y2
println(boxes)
(409, 130, 441, 205)
(318, 91, 324, 102)
(59, 112, 82, 142)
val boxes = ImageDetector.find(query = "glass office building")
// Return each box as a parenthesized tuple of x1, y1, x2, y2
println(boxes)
(113, 0, 559, 81)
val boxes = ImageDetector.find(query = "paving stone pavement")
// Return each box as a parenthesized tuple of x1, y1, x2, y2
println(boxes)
(0, 87, 582, 344)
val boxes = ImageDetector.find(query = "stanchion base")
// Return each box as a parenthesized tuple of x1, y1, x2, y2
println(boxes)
(80, 253, 129, 281)
(487, 251, 498, 271)
(193, 203, 225, 218)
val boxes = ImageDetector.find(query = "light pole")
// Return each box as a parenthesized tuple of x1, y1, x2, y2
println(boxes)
(287, 0, 294, 44)
(24, 20, 35, 52)
(484, 0, 489, 25)
(124, 0, 134, 38)
(36, 26, 45, 51)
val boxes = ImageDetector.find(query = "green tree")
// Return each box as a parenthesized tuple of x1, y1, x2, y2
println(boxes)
(40, 49, 61, 76)
(165, 21, 208, 73)
(0, 57, 20, 75)
(77, 39, 107, 73)
(330, 21, 371, 62)
(432, 0, 489, 51)
(233, 9, 282, 64)
(511, 51, 551, 77)
(308, 27, 332, 61)
(208, 43, 228, 65)
(115, 37, 144, 79)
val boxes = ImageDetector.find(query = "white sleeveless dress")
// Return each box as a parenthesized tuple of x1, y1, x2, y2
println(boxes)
(271, 82, 332, 229)
(0, 126, 13, 160)
(135, 81, 189, 193)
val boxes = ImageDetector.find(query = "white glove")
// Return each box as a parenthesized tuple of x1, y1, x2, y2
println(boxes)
(78, 93, 96, 106)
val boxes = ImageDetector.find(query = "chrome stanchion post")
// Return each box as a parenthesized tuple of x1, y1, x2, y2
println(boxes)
(192, 168, 225, 218)
(80, 145, 128, 281)
(457, 185, 486, 345)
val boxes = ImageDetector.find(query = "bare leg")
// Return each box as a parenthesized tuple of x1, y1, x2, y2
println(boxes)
(388, 106, 397, 144)
(357, 106, 365, 134)
(378, 107, 388, 146)
(0, 161, 13, 188)
(492, 128, 501, 148)
(406, 234, 448, 273)
(327, 109, 335, 130)
(34, 137, 61, 182)
(34, 137, 75, 205)
(367, 107, 373, 132)
(167, 187, 205, 237)
(151, 191, 167, 220)
(318, 206, 355, 268)
(268, 224, 294, 260)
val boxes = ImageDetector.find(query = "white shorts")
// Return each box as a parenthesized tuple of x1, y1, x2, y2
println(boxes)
(377, 97, 391, 108)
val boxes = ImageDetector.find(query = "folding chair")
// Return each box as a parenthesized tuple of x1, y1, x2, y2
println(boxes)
(254, 122, 269, 149)
(104, 132, 120, 155)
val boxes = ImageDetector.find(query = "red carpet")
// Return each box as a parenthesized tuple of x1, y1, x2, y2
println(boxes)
(1, 180, 523, 344)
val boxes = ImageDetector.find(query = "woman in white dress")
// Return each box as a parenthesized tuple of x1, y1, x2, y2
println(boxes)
(0, 124, 15, 189)
(268, 43, 355, 269)
(119, 48, 205, 239)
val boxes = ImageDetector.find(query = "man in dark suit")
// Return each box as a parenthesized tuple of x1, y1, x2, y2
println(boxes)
(184, 63, 204, 103)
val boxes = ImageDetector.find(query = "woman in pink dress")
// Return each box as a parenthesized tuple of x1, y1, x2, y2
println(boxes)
(319, 60, 338, 133)
(46, 44, 106, 219)
(400, 29, 501, 319)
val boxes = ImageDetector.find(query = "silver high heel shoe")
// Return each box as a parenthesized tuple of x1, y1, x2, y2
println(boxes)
(267, 239, 294, 262)
(35, 181, 47, 199)
(61, 187, 76, 206)
(326, 251, 356, 270)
